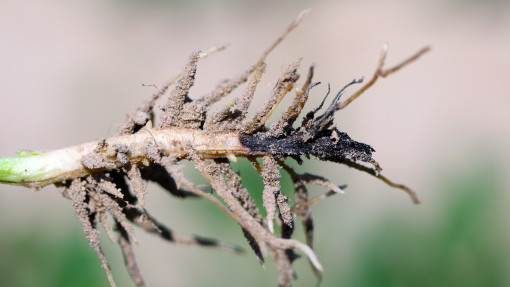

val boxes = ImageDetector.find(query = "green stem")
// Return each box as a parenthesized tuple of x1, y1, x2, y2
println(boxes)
(0, 148, 88, 187)
(0, 128, 254, 188)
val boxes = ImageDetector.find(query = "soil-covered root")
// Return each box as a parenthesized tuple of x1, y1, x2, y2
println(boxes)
(0, 9, 429, 287)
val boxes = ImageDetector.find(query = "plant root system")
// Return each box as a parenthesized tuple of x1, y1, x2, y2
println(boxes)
(0, 9, 429, 287)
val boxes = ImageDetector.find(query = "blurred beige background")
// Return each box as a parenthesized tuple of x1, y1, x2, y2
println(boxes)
(1, 0, 509, 286)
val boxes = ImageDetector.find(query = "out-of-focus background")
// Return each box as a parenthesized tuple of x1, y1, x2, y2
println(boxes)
(1, 0, 509, 286)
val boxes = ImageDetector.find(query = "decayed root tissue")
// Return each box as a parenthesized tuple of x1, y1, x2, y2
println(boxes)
(0, 10, 429, 287)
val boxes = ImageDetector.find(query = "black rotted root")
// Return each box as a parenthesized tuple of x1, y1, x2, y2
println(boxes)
(240, 127, 375, 164)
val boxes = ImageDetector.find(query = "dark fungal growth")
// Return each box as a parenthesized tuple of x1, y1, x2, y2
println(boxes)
(241, 127, 375, 164)
(240, 81, 376, 165)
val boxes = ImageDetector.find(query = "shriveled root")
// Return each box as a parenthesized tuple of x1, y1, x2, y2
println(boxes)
(67, 179, 117, 287)
(191, 152, 324, 281)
